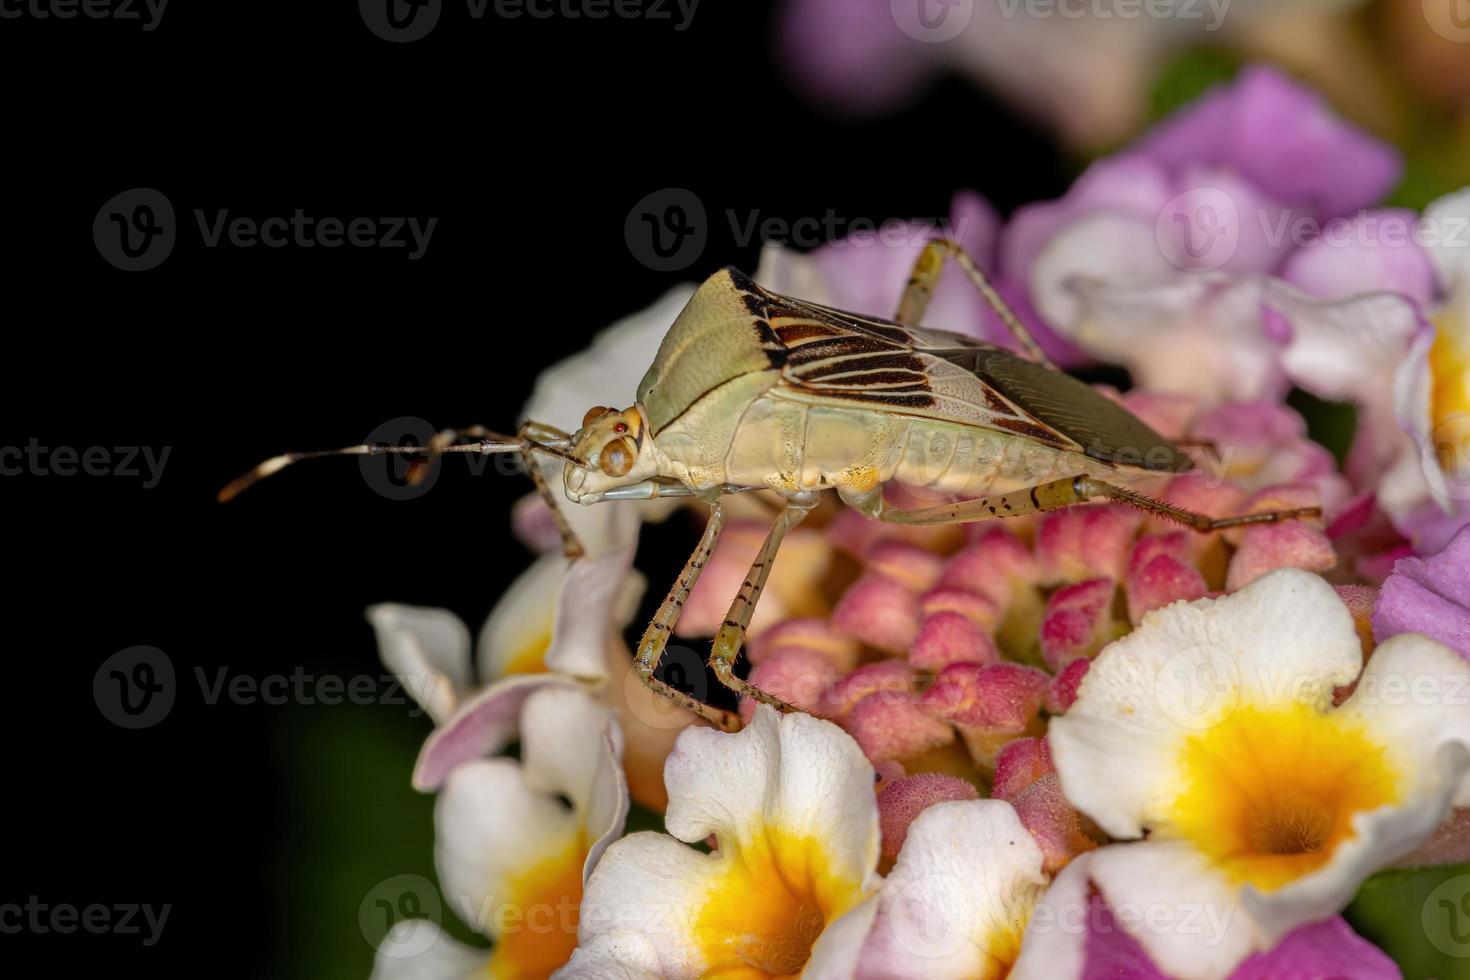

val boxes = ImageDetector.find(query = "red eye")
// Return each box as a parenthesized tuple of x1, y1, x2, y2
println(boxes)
(614, 422, 628, 434)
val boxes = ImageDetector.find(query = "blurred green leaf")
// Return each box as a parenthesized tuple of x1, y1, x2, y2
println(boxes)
(1288, 388, 1358, 467)
(1345, 863, 1470, 979)
(277, 703, 487, 980)
(1148, 50, 1241, 122)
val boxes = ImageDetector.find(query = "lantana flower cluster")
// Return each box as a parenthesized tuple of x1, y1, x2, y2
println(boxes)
(369, 67, 1470, 980)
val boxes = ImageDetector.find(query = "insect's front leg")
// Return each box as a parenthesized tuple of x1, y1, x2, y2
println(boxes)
(423, 421, 587, 558)
(633, 498, 743, 733)
(707, 493, 819, 711)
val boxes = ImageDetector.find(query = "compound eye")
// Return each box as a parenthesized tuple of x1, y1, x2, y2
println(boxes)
(582, 406, 613, 429)
(598, 437, 635, 478)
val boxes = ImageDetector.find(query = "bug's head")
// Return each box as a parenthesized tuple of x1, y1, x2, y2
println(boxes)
(563, 405, 657, 502)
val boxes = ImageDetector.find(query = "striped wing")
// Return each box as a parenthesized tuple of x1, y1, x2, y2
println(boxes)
(731, 270, 1187, 472)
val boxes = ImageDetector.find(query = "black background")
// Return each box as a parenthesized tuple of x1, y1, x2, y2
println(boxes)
(2, 1, 1070, 974)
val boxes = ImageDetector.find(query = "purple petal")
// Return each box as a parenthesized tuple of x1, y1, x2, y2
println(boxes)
(1228, 917, 1399, 980)
(1372, 524, 1470, 659)
(779, 0, 928, 114)
(1281, 209, 1437, 306)
(1138, 65, 1401, 218)
(1083, 895, 1397, 980)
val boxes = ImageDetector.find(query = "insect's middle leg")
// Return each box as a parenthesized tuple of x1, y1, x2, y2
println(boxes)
(633, 500, 743, 733)
(708, 494, 818, 710)
(876, 475, 1321, 531)
(894, 238, 1055, 368)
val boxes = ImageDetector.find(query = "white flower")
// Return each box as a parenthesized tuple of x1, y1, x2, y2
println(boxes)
(371, 685, 629, 979)
(1044, 567, 1470, 979)
(558, 706, 1053, 979)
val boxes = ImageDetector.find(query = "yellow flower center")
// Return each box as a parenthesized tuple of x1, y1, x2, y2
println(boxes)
(1430, 308, 1470, 476)
(1170, 703, 1402, 892)
(503, 629, 552, 677)
(486, 831, 586, 979)
(694, 828, 867, 978)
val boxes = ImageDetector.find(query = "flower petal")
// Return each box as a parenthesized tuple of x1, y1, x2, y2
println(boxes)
(371, 919, 489, 980)
(413, 674, 580, 791)
(858, 800, 1048, 980)
(367, 603, 472, 724)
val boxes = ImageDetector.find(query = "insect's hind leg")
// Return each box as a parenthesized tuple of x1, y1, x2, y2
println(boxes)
(895, 238, 1055, 368)
(876, 475, 1321, 531)
(707, 494, 819, 712)
(633, 500, 743, 733)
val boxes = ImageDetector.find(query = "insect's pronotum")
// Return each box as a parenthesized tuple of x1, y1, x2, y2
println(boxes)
(222, 240, 1320, 732)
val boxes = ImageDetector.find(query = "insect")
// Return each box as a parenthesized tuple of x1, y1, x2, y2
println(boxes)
(221, 240, 1320, 733)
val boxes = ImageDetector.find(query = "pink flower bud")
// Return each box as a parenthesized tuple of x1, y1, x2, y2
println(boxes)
(919, 588, 1001, 630)
(1039, 577, 1120, 670)
(865, 540, 945, 592)
(936, 528, 1039, 607)
(1226, 522, 1336, 592)
(918, 662, 1050, 768)
(1047, 658, 1090, 713)
(832, 572, 922, 653)
(877, 774, 980, 867)
(748, 617, 859, 671)
(1036, 506, 1140, 586)
(844, 690, 955, 764)
(910, 611, 1000, 671)
(1125, 534, 1209, 624)
(819, 659, 912, 720)
(738, 647, 833, 724)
